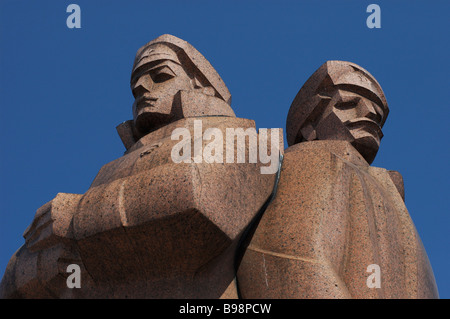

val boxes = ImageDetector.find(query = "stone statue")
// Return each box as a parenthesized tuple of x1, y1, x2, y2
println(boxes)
(236, 61, 439, 298)
(0, 34, 279, 298)
(0, 37, 437, 299)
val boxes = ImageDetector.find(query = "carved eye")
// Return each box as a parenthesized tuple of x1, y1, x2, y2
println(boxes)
(335, 97, 360, 110)
(150, 66, 176, 83)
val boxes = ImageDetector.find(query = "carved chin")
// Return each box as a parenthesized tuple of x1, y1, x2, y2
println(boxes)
(315, 113, 381, 164)
(133, 94, 176, 135)
(351, 135, 380, 164)
(134, 111, 173, 135)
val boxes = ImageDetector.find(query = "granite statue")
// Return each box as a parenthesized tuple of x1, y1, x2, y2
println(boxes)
(0, 38, 438, 299)
(236, 61, 439, 298)
(0, 34, 279, 298)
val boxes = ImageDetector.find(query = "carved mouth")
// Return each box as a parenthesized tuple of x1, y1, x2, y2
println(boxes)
(136, 96, 158, 109)
(345, 119, 383, 139)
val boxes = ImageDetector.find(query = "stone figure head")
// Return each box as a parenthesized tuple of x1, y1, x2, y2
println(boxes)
(117, 34, 235, 150)
(286, 61, 389, 164)
(118, 34, 235, 149)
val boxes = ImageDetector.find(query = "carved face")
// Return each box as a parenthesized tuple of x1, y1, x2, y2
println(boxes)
(130, 44, 193, 135)
(287, 61, 389, 164)
(313, 88, 386, 164)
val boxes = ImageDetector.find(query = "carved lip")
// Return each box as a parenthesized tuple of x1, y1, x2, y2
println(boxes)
(345, 119, 383, 138)
(136, 95, 158, 109)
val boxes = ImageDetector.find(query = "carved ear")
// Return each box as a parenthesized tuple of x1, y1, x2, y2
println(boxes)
(191, 76, 215, 97)
(300, 123, 317, 142)
(201, 86, 215, 97)
(191, 77, 202, 89)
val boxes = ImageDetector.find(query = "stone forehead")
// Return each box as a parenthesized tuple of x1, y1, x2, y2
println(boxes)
(132, 34, 232, 105)
(326, 61, 387, 108)
(133, 43, 182, 70)
(286, 60, 389, 146)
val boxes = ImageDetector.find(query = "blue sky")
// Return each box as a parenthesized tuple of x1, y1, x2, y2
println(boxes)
(0, 0, 449, 298)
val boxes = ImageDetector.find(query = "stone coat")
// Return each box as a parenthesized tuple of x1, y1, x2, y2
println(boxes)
(237, 140, 439, 298)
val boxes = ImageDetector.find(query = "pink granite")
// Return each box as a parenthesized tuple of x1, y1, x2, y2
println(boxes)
(237, 61, 439, 299)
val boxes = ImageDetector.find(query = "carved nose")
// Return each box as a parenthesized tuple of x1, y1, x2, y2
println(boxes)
(132, 75, 152, 98)
(359, 99, 381, 123)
